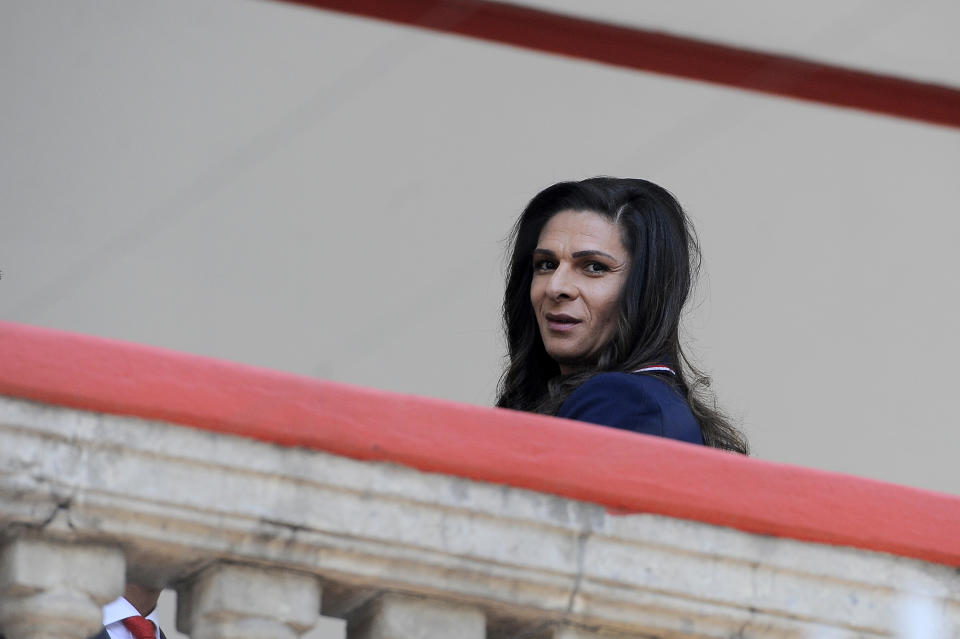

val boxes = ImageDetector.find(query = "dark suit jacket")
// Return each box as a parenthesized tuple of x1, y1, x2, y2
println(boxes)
(557, 372, 703, 444)
(87, 629, 167, 639)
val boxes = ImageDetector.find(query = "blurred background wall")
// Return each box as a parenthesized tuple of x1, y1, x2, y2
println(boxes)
(3, 0, 959, 497)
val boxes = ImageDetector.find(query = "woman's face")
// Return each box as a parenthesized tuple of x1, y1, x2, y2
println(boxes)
(530, 210, 630, 374)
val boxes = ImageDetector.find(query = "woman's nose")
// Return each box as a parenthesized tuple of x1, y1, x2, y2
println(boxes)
(546, 265, 576, 300)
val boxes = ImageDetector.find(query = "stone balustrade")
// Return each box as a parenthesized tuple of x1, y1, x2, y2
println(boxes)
(1, 321, 959, 638)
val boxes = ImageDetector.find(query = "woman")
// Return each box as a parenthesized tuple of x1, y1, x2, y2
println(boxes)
(497, 177, 748, 453)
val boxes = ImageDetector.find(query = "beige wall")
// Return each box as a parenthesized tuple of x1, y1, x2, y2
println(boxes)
(2, 1, 959, 494)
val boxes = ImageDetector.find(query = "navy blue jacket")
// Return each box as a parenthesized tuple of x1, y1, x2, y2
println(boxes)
(557, 372, 703, 444)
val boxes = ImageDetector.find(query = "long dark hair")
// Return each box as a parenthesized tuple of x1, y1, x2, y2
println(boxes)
(496, 177, 748, 454)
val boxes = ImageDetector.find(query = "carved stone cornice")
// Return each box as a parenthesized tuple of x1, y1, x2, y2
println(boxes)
(2, 396, 957, 637)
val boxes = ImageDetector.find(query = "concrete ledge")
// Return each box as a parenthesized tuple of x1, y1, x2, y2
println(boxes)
(1, 396, 958, 637)
(1, 320, 958, 568)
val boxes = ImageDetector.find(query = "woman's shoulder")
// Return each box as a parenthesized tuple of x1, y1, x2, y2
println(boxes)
(558, 372, 702, 443)
(575, 371, 671, 392)
(569, 371, 684, 404)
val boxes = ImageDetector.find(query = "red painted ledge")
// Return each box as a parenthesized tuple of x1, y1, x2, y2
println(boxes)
(1, 320, 959, 567)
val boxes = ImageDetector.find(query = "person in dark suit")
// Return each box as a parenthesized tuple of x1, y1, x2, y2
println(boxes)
(497, 177, 748, 454)
(0, 584, 166, 639)
(87, 583, 167, 639)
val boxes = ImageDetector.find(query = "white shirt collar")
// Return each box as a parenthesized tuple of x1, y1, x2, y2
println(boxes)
(102, 596, 161, 626)
(633, 365, 676, 375)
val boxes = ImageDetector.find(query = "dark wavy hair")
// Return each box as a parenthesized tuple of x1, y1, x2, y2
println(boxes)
(496, 177, 748, 454)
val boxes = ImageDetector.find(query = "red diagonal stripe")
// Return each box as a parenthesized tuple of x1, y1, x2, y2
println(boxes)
(278, 0, 960, 129)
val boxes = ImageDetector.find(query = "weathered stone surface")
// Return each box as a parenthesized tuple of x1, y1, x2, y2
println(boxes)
(351, 593, 484, 639)
(552, 627, 637, 639)
(0, 537, 124, 639)
(303, 615, 346, 639)
(1, 396, 958, 638)
(176, 563, 321, 639)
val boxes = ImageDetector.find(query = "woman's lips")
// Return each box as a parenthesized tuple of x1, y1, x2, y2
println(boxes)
(545, 313, 581, 332)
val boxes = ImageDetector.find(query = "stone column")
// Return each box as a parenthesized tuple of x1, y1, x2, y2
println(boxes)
(177, 563, 321, 639)
(303, 615, 347, 639)
(350, 593, 485, 639)
(0, 537, 124, 639)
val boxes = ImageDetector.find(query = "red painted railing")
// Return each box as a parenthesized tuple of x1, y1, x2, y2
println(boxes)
(1, 320, 958, 566)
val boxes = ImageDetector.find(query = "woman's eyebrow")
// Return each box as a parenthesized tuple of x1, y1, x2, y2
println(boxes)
(533, 248, 618, 260)
(571, 250, 617, 260)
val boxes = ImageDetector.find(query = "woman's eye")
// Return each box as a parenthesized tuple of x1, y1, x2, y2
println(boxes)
(584, 262, 609, 274)
(533, 260, 557, 272)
